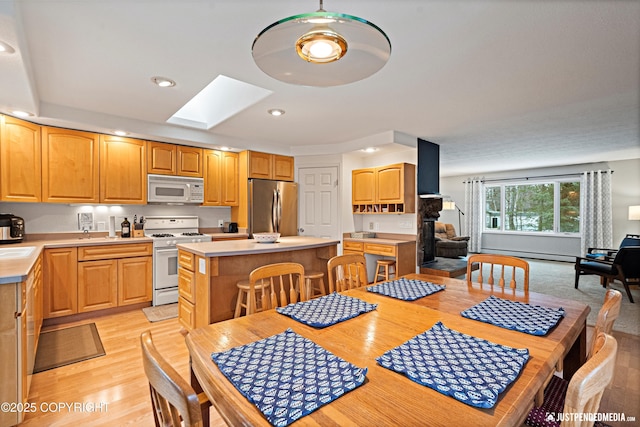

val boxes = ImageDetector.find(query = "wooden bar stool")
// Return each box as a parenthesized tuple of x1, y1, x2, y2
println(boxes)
(234, 279, 272, 318)
(374, 259, 396, 284)
(305, 271, 326, 298)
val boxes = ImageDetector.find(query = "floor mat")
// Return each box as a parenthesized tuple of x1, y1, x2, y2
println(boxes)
(34, 323, 105, 373)
(142, 303, 178, 322)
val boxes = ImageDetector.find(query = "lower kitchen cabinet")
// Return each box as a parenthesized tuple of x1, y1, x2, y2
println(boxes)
(117, 256, 152, 305)
(43, 247, 78, 318)
(77, 259, 118, 312)
(43, 243, 152, 319)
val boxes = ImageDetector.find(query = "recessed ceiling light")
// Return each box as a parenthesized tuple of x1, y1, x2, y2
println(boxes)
(219, 146, 231, 151)
(113, 130, 128, 136)
(268, 109, 285, 116)
(12, 110, 33, 118)
(361, 147, 378, 153)
(151, 76, 176, 88)
(0, 41, 15, 54)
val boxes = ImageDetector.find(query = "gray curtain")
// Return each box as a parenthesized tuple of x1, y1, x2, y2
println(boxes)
(465, 177, 483, 253)
(580, 170, 613, 254)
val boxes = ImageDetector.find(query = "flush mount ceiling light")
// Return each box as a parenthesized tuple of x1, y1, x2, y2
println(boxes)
(12, 110, 33, 118)
(151, 76, 176, 87)
(252, 0, 391, 87)
(0, 41, 16, 54)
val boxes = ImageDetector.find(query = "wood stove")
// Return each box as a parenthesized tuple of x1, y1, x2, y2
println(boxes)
(418, 197, 442, 266)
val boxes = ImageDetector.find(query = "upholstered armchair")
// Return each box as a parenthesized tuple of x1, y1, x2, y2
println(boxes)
(434, 222, 469, 258)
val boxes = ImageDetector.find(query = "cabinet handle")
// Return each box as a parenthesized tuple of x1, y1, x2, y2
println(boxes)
(15, 311, 23, 318)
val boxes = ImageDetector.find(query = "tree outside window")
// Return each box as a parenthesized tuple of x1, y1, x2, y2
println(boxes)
(484, 180, 580, 234)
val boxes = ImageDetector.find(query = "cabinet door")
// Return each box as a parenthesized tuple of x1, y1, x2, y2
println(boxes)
(221, 151, 239, 205)
(42, 127, 100, 203)
(376, 164, 404, 203)
(203, 149, 222, 205)
(43, 247, 78, 318)
(100, 135, 146, 204)
(272, 155, 294, 181)
(118, 256, 152, 305)
(352, 168, 376, 204)
(247, 151, 272, 179)
(147, 141, 176, 175)
(78, 259, 118, 312)
(177, 146, 203, 177)
(0, 115, 41, 202)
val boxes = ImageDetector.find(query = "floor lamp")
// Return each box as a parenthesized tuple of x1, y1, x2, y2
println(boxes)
(442, 200, 465, 234)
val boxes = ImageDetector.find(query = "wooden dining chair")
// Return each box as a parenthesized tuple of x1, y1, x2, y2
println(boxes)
(526, 332, 617, 427)
(466, 254, 530, 292)
(140, 330, 211, 427)
(536, 288, 622, 406)
(247, 262, 305, 314)
(327, 254, 368, 293)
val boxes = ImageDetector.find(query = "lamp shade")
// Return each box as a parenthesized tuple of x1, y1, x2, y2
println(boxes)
(629, 205, 640, 220)
(442, 201, 456, 211)
(252, 11, 391, 86)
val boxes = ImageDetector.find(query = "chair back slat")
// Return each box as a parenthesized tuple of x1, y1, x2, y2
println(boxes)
(327, 254, 368, 293)
(563, 333, 617, 427)
(467, 254, 530, 293)
(140, 330, 204, 427)
(248, 262, 305, 314)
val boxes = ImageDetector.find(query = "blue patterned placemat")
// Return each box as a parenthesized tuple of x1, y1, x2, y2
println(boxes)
(211, 328, 367, 427)
(276, 292, 377, 328)
(376, 321, 529, 409)
(461, 295, 566, 336)
(366, 278, 445, 301)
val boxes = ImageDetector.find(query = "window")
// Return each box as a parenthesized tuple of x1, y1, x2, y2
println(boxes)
(484, 180, 580, 234)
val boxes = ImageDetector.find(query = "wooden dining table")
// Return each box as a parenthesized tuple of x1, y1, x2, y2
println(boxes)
(185, 273, 590, 427)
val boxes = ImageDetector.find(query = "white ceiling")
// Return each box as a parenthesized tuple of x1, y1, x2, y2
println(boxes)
(1, 0, 638, 177)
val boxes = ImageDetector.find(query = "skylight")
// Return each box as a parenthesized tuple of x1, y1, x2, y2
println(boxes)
(167, 75, 272, 130)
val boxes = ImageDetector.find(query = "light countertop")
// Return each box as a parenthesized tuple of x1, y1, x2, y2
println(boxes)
(343, 237, 416, 245)
(177, 236, 339, 257)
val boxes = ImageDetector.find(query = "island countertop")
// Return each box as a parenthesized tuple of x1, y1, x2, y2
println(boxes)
(176, 236, 340, 257)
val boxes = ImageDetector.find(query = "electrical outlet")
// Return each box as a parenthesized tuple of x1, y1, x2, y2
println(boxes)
(218, 219, 224, 227)
(369, 222, 374, 230)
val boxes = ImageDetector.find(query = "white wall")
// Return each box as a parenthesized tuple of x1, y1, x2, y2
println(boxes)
(0, 202, 231, 234)
(439, 158, 640, 260)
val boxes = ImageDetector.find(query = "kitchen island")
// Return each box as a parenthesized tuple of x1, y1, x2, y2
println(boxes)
(176, 236, 339, 329)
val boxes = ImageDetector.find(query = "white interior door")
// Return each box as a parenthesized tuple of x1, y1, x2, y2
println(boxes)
(298, 166, 339, 239)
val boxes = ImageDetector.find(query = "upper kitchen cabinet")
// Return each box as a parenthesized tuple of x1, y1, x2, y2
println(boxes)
(41, 127, 100, 203)
(100, 135, 147, 204)
(0, 115, 41, 202)
(203, 149, 238, 206)
(244, 150, 294, 181)
(352, 162, 416, 214)
(147, 141, 176, 175)
(147, 142, 203, 177)
(177, 145, 203, 177)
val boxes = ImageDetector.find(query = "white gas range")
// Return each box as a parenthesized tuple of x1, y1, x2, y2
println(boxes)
(144, 216, 212, 306)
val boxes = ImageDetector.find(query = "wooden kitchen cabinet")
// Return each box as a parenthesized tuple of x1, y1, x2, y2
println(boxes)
(177, 145, 203, 177)
(352, 162, 415, 214)
(352, 168, 376, 205)
(43, 247, 78, 319)
(117, 256, 152, 305)
(77, 259, 118, 313)
(147, 141, 177, 175)
(244, 150, 294, 181)
(203, 149, 238, 206)
(99, 135, 146, 204)
(78, 243, 152, 311)
(41, 127, 100, 203)
(0, 115, 41, 202)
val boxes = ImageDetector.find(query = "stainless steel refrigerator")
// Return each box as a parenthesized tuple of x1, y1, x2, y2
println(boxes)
(249, 179, 298, 236)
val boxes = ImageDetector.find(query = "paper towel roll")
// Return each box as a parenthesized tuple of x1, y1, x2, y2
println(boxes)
(108, 216, 116, 237)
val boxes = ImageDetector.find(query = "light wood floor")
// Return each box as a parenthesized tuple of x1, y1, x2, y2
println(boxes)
(21, 309, 639, 426)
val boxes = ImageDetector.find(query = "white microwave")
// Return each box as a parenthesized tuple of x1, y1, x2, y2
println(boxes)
(147, 174, 204, 204)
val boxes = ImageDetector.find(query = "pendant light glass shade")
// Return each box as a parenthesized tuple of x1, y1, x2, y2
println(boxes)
(252, 10, 391, 87)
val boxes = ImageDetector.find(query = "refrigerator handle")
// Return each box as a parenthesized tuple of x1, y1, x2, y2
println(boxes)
(276, 189, 282, 233)
(272, 189, 278, 232)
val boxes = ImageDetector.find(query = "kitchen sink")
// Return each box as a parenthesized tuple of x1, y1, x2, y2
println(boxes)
(0, 246, 36, 259)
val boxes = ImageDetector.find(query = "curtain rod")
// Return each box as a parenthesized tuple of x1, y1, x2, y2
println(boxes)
(464, 170, 614, 184)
